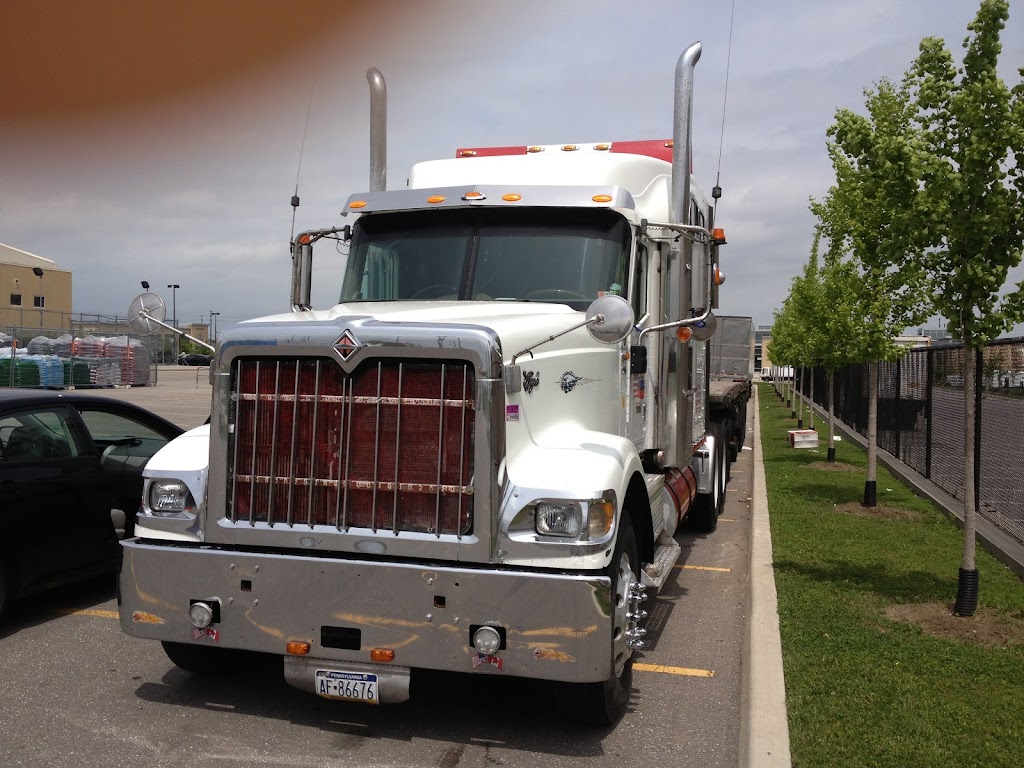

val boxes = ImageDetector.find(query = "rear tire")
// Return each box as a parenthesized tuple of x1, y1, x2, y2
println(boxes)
(560, 513, 639, 726)
(688, 427, 724, 533)
(161, 641, 251, 676)
(0, 562, 9, 624)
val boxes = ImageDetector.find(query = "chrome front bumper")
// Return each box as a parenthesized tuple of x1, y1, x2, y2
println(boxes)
(119, 540, 613, 684)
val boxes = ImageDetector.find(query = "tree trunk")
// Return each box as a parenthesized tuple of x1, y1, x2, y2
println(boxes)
(864, 360, 878, 507)
(797, 366, 804, 428)
(955, 342, 979, 616)
(809, 367, 815, 429)
(827, 370, 836, 463)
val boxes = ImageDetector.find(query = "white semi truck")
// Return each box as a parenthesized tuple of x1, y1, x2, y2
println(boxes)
(118, 41, 745, 725)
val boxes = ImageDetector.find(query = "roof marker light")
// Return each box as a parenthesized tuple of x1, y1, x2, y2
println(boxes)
(458, 150, 477, 157)
(527, 146, 544, 153)
(561, 145, 579, 152)
(594, 144, 611, 151)
(502, 193, 522, 202)
(349, 200, 367, 209)
(592, 194, 613, 203)
(462, 191, 485, 201)
(426, 195, 446, 204)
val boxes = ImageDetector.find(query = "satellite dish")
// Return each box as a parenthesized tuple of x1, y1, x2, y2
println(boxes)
(128, 292, 166, 335)
(688, 311, 717, 341)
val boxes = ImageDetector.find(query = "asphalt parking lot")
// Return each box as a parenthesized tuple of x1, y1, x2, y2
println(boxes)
(0, 370, 757, 768)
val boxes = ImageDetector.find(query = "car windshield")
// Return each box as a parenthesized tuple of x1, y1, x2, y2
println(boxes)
(339, 208, 630, 311)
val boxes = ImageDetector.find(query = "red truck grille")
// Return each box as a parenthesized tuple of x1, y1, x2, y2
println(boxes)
(228, 358, 474, 536)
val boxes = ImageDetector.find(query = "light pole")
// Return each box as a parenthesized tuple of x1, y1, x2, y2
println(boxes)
(210, 311, 220, 343)
(167, 284, 180, 360)
(32, 267, 43, 328)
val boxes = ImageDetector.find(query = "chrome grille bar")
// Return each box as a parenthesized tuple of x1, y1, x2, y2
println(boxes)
(434, 364, 446, 537)
(393, 363, 404, 534)
(267, 362, 282, 524)
(286, 361, 300, 525)
(306, 360, 322, 527)
(246, 361, 261, 524)
(371, 361, 382, 531)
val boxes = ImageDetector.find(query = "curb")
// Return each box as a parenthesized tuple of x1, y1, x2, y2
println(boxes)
(739, 385, 793, 768)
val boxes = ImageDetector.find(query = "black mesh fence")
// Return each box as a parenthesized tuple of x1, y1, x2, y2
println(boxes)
(800, 338, 1024, 547)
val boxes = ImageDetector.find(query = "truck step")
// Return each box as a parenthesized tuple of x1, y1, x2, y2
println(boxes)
(640, 531, 682, 592)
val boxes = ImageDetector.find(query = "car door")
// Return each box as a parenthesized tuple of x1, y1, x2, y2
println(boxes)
(0, 406, 114, 595)
(75, 404, 181, 538)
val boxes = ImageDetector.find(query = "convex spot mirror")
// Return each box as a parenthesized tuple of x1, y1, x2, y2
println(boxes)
(586, 295, 635, 344)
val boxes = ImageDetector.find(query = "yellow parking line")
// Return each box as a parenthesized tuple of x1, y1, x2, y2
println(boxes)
(635, 663, 715, 678)
(56, 608, 119, 619)
(675, 564, 732, 573)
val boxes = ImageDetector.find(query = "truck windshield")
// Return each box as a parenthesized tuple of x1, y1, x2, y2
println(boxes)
(340, 207, 630, 311)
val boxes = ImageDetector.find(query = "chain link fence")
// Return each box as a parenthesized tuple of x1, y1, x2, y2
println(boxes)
(1, 322, 168, 388)
(800, 337, 1024, 547)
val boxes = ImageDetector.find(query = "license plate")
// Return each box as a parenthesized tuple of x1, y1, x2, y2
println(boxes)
(315, 670, 379, 704)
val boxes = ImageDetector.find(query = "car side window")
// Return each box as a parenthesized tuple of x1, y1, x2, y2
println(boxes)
(78, 410, 166, 442)
(0, 409, 82, 462)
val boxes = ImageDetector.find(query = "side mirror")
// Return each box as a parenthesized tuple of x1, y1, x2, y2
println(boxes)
(585, 295, 635, 344)
(688, 311, 717, 341)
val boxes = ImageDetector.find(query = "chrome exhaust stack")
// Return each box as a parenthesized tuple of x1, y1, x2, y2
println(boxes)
(367, 67, 387, 192)
(671, 42, 701, 227)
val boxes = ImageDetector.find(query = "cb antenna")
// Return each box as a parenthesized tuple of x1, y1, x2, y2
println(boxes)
(713, 0, 736, 215)
(290, 74, 318, 247)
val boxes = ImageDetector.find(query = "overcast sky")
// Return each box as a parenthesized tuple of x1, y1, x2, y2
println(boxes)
(2, 0, 1022, 334)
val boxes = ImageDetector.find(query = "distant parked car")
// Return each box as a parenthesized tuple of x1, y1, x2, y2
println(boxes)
(177, 353, 213, 366)
(0, 390, 184, 621)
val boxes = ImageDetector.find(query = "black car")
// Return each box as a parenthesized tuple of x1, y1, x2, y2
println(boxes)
(0, 390, 184, 621)
(177, 353, 213, 366)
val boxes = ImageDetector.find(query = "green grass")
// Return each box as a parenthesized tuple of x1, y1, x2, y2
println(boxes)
(759, 384, 1024, 768)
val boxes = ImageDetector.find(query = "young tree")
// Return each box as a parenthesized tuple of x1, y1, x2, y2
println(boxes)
(909, 0, 1024, 616)
(818, 75, 932, 506)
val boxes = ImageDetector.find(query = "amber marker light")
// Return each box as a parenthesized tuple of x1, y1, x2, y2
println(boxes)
(462, 191, 485, 201)
(714, 266, 726, 286)
(712, 227, 727, 245)
(502, 193, 522, 202)
(676, 326, 693, 342)
(349, 200, 367, 209)
(594, 144, 611, 151)
(592, 194, 613, 203)
(297, 233, 312, 245)
(426, 195, 446, 204)
(371, 648, 395, 663)
(458, 149, 477, 157)
(286, 641, 311, 656)
(561, 145, 579, 152)
(527, 146, 544, 153)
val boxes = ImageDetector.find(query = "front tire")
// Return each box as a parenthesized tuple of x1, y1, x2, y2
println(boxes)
(560, 513, 639, 726)
(161, 641, 251, 676)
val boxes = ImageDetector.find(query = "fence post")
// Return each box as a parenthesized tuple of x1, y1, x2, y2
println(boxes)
(974, 345, 983, 514)
(925, 348, 933, 480)
(894, 358, 902, 461)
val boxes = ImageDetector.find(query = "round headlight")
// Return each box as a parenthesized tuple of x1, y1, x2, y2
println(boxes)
(188, 601, 214, 629)
(472, 625, 502, 655)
